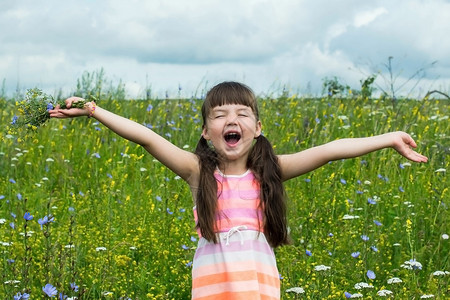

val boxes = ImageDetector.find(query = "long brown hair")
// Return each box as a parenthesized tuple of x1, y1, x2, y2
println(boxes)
(194, 81, 289, 248)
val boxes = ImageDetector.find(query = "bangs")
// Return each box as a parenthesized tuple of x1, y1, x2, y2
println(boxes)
(201, 82, 259, 123)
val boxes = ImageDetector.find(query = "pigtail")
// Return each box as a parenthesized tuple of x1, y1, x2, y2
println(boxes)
(248, 135, 290, 248)
(194, 136, 219, 243)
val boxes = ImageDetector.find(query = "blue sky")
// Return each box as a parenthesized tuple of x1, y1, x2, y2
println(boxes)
(1, 0, 449, 98)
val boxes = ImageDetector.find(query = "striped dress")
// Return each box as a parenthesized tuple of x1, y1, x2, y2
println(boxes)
(192, 169, 280, 300)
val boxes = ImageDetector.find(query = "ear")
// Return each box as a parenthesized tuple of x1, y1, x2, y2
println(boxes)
(254, 120, 262, 138)
(202, 126, 210, 140)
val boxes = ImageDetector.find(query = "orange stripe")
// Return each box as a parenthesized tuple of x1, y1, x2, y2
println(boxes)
(194, 290, 278, 300)
(193, 270, 278, 289)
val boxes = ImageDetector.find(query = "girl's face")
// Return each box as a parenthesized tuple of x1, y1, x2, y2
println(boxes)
(202, 104, 262, 164)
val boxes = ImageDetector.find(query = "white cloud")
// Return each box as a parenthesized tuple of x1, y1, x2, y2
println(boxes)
(353, 7, 388, 28)
(0, 0, 449, 98)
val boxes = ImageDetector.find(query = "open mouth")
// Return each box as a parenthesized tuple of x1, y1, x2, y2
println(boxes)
(224, 132, 241, 145)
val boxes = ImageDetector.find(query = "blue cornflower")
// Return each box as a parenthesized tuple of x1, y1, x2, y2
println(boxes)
(345, 292, 352, 298)
(340, 178, 347, 184)
(46, 103, 54, 112)
(399, 186, 405, 192)
(399, 163, 405, 169)
(17, 193, 22, 201)
(367, 270, 376, 279)
(146, 104, 153, 112)
(306, 250, 312, 256)
(370, 245, 379, 252)
(11, 212, 17, 218)
(155, 196, 162, 202)
(367, 198, 377, 205)
(374, 220, 382, 226)
(185, 261, 193, 267)
(11, 115, 19, 125)
(107, 173, 113, 178)
(14, 292, 30, 300)
(42, 283, 57, 297)
(0, 195, 5, 200)
(361, 235, 369, 241)
(10, 222, 15, 229)
(351, 251, 360, 258)
(9, 178, 16, 184)
(166, 208, 173, 215)
(70, 282, 79, 292)
(181, 244, 189, 250)
(7, 259, 15, 264)
(58, 292, 67, 299)
(38, 215, 54, 230)
(24, 212, 33, 221)
(191, 236, 197, 242)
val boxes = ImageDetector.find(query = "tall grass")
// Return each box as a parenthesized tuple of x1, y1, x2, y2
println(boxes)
(0, 90, 448, 299)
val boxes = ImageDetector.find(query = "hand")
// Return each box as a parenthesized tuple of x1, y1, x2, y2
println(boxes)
(389, 131, 428, 163)
(48, 97, 91, 118)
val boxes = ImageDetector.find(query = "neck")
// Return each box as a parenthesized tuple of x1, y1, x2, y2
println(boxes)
(218, 159, 248, 175)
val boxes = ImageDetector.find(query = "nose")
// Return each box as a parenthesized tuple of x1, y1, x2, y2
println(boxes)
(226, 114, 238, 125)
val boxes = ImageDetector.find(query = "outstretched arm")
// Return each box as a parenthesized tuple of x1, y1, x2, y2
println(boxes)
(278, 131, 428, 181)
(49, 98, 199, 184)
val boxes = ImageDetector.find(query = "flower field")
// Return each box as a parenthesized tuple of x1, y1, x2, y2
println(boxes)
(0, 92, 448, 299)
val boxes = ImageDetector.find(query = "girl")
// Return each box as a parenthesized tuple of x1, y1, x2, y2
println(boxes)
(49, 81, 427, 299)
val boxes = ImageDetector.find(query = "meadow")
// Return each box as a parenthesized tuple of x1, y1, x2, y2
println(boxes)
(0, 87, 448, 299)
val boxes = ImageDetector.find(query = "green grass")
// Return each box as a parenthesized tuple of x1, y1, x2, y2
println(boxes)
(0, 94, 448, 299)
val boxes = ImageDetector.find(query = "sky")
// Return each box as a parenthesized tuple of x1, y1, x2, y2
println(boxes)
(1, 0, 449, 99)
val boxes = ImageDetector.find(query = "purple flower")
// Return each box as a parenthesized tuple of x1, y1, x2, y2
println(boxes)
(70, 282, 79, 292)
(42, 283, 57, 297)
(11, 115, 19, 125)
(146, 104, 153, 112)
(345, 292, 352, 298)
(351, 251, 360, 258)
(46, 103, 54, 112)
(14, 292, 30, 300)
(38, 215, 54, 229)
(368, 197, 377, 205)
(361, 235, 369, 241)
(367, 270, 376, 279)
(24, 212, 34, 221)
(306, 250, 312, 256)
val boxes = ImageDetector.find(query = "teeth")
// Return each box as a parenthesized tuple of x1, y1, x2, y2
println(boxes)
(225, 132, 241, 142)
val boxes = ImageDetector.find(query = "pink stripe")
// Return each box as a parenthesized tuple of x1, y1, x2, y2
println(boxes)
(216, 208, 262, 220)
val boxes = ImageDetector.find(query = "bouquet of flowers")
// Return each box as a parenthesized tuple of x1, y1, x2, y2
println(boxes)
(11, 88, 92, 130)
